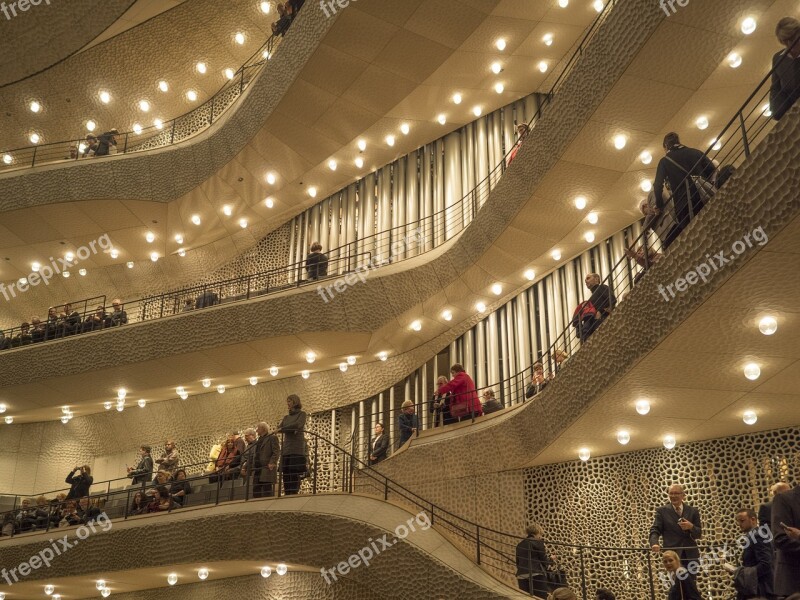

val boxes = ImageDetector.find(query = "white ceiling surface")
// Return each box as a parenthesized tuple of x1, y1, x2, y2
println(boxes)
(0, 0, 600, 323)
(532, 213, 800, 467)
(77, 0, 187, 52)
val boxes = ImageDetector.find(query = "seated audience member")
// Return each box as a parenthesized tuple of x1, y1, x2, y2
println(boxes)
(65, 465, 93, 499)
(195, 289, 219, 309)
(1, 512, 15, 536)
(368, 422, 389, 465)
(109, 299, 128, 326)
(147, 470, 172, 495)
(154, 439, 179, 475)
(59, 500, 82, 527)
(45, 306, 60, 340)
(169, 469, 192, 507)
(182, 299, 194, 312)
(662, 550, 703, 600)
(596, 589, 616, 600)
(770, 17, 800, 121)
(305, 242, 329, 280)
(525, 362, 549, 399)
(30, 317, 46, 343)
(15, 498, 38, 532)
(431, 376, 451, 427)
(553, 349, 569, 375)
(34, 496, 51, 530)
(82, 305, 107, 333)
(209, 438, 242, 483)
(436, 364, 483, 420)
(127, 445, 154, 485)
(58, 303, 82, 336)
(146, 486, 175, 512)
(0, 330, 9, 350)
(398, 400, 419, 445)
(507, 122, 530, 166)
(81, 134, 98, 157)
(77, 496, 101, 524)
(11, 322, 32, 347)
(515, 522, 551, 597)
(481, 389, 503, 414)
(129, 491, 148, 516)
(95, 129, 119, 156)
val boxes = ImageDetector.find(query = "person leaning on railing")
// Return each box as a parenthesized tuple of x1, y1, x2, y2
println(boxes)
(770, 17, 800, 121)
(430, 376, 451, 427)
(398, 400, 419, 445)
(436, 364, 483, 420)
(515, 522, 551, 597)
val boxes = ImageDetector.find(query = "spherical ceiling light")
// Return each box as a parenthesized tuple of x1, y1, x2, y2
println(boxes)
(30, 101, 41, 113)
(158, 80, 169, 92)
(663, 435, 676, 450)
(758, 316, 777, 335)
(452, 92, 462, 104)
(301, 370, 310, 379)
(117, 388, 127, 400)
(202, 378, 211, 388)
(110, 248, 119, 258)
(269, 366, 279, 376)
(442, 309, 453, 321)
(574, 196, 587, 210)
(265, 197, 275, 208)
(385, 134, 395, 146)
(524, 269, 535, 281)
(186, 90, 198, 102)
(543, 33, 553, 46)
(472, 105, 482, 117)
(400, 123, 410, 135)
(616, 430, 630, 445)
(126, 260, 135, 268)
(96, 580, 106, 591)
(711, 138, 722, 151)
(261, 566, 272, 578)
(327, 159, 337, 171)
(239, 218, 248, 229)
(357, 139, 367, 151)
(437, 113, 446, 125)
(99, 90, 111, 103)
(138, 399, 146, 408)
(558, 0, 568, 6)
(476, 301, 487, 313)
(260, 1, 270, 13)
(139, 100, 150, 112)
(276, 564, 288, 576)
(62, 270, 70, 278)
(640, 151, 652, 165)
(578, 448, 590, 461)
(2, 153, 12, 164)
(196, 62, 207, 74)
(191, 214, 201, 225)
(410, 320, 422, 332)
(494, 82, 504, 94)
(132, 123, 143, 135)
(104, 402, 112, 410)
(537, 61, 548, 73)
(490, 61, 502, 74)
(355, 157, 364, 168)
(79, 268, 87, 276)
(640, 180, 653, 192)
(727, 52, 742, 68)
(198, 568, 209, 580)
(4, 416, 13, 424)
(551, 249, 561, 260)
(491, 283, 502, 295)
(339, 363, 348, 372)
(743, 410, 758, 425)
(593, 0, 604, 11)
(235, 32, 245, 44)
(86, 120, 96, 132)
(167, 573, 178, 585)
(101, 589, 111, 598)
(741, 17, 756, 35)
(150, 252, 159, 262)
(495, 38, 506, 51)
(249, 376, 258, 386)
(265, 171, 277, 184)
(29, 132, 40, 144)
(224, 68, 235, 80)
(613, 134, 627, 150)
(587, 211, 599, 225)
(346, 356, 357, 365)
(0, 404, 5, 413)
(305, 351, 316, 364)
(154, 118, 163, 129)
(635, 399, 650, 415)
(308, 186, 317, 198)
(378, 351, 388, 361)
(584, 231, 595, 243)
(695, 116, 709, 130)
(743, 363, 761, 380)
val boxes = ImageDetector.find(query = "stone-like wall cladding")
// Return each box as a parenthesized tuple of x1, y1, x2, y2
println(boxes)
(524, 427, 800, 600)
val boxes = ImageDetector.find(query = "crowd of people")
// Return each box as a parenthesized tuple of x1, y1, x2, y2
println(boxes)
(271, 0, 304, 36)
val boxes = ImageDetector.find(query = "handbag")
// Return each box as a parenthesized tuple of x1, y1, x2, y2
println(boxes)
(665, 155, 716, 209)
(449, 400, 470, 419)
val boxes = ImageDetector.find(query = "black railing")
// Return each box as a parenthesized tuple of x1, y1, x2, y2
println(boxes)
(0, 430, 760, 600)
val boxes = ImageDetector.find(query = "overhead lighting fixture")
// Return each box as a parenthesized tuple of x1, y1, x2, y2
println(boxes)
(452, 92, 462, 104)
(138, 398, 146, 408)
(239, 218, 248, 229)
(328, 159, 337, 171)
(145, 231, 155, 243)
(235, 32, 245, 44)
(127, 261, 134, 268)
(616, 430, 630, 445)
(196, 62, 207, 74)
(495, 38, 506, 51)
(308, 186, 317, 198)
(30, 101, 41, 113)
(117, 388, 127, 400)
(96, 580, 106, 591)
(437, 113, 446, 125)
(587, 211, 599, 224)
(490, 62, 502, 74)
(45, 585, 55, 595)
(301, 370, 310, 379)
(202, 378, 211, 388)
(158, 80, 169, 92)
(79, 268, 87, 276)
(476, 301, 487, 313)
(762, 103, 772, 118)
(101, 591, 110, 599)
(4, 416, 13, 424)
(743, 363, 761, 380)
(154, 118, 163, 129)
(574, 196, 587, 210)
(224, 68, 235, 80)
(305, 351, 316, 363)
(524, 269, 535, 281)
(65, 251, 74, 262)
(551, 249, 561, 260)
(593, 0, 604, 11)
(110, 248, 119, 258)
(217, 384, 226, 394)
(491, 283, 502, 295)
(0, 404, 5, 413)
(695, 116, 709, 130)
(167, 573, 178, 586)
(260, 1, 271, 13)
(198, 568, 209, 580)
(494, 82, 504, 94)
(339, 363, 348, 372)
(442, 309, 453, 321)
(116, 403, 124, 412)
(174, 234, 184, 244)
(269, 366, 279, 376)
(265, 197, 274, 208)
(62, 270, 70, 278)
(558, 0, 568, 6)
(186, 90, 198, 102)
(538, 61, 548, 73)
(410, 320, 422, 331)
(29, 132, 40, 144)
(355, 157, 364, 168)
(191, 214, 201, 225)
(386, 134, 395, 146)
(104, 402, 112, 410)
(663, 435, 676, 450)
(60, 416, 70, 424)
(139, 100, 150, 112)
(743, 410, 758, 425)
(613, 134, 627, 150)
(99, 90, 111, 104)
(2, 153, 12, 164)
(150, 252, 159, 262)
(584, 231, 596, 243)
(400, 123, 410, 135)
(276, 564, 288, 576)
(266, 172, 277, 184)
(578, 448, 590, 461)
(249, 376, 258, 385)
(711, 138, 722, 151)
(357, 139, 367, 151)
(83, 120, 97, 133)
(640, 180, 653, 192)
(31, 261, 41, 272)
(758, 316, 777, 335)
(635, 399, 650, 415)
(133, 123, 143, 135)
(223, 205, 233, 216)
(543, 33, 553, 46)
(177, 249, 186, 257)
(727, 52, 743, 68)
(378, 351, 388, 361)
(741, 17, 756, 35)
(261, 566, 272, 578)
(176, 386, 185, 395)
(640, 151, 652, 165)
(472, 106, 482, 117)
(346, 356, 356, 365)
(263, 49, 271, 60)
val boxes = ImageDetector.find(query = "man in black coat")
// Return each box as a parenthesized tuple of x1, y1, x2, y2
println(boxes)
(127, 446, 154, 485)
(252, 422, 280, 498)
(368, 422, 388, 465)
(772, 483, 800, 597)
(515, 523, 551, 597)
(65, 465, 93, 500)
(653, 132, 716, 248)
(770, 18, 800, 121)
(731, 508, 773, 600)
(579, 273, 616, 341)
(650, 484, 703, 569)
(759, 481, 791, 541)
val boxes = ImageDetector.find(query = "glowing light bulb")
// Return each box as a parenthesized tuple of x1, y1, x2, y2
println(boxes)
(641, 180, 653, 192)
(472, 106, 482, 117)
(270, 366, 279, 376)
(167, 573, 178, 585)
(198, 568, 209, 580)
(217, 384, 225, 394)
(301, 370, 310, 379)
(96, 580, 106, 591)
(558, 0, 568, 6)
(79, 268, 87, 276)
(99, 91, 111, 103)
(400, 123, 410, 135)
(357, 139, 367, 151)
(410, 320, 422, 331)
(186, 90, 198, 102)
(495, 38, 506, 51)
(663, 435, 676, 450)
(202, 378, 211, 388)
(276, 564, 288, 576)
(127, 261, 134, 268)
(308, 186, 317, 198)
(150, 252, 159, 262)
(616, 430, 630, 445)
(225, 68, 235, 80)
(328, 159, 337, 171)
(266, 172, 276, 185)
(191, 214, 201, 225)
(452, 92, 462, 104)
(551, 249, 561, 260)
(158, 80, 169, 92)
(117, 388, 127, 400)
(101, 589, 111, 598)
(538, 61, 548, 73)
(696, 116, 709, 130)
(613, 134, 627, 150)
(543, 33, 553, 46)
(235, 32, 245, 45)
(133, 123, 143, 135)
(139, 100, 150, 112)
(355, 157, 364, 168)
(437, 114, 446, 125)
(347, 356, 356, 365)
(260, 1, 270, 13)
(712, 138, 722, 151)
(239, 218, 248, 228)
(635, 399, 650, 415)
(476, 302, 487, 313)
(138, 399, 146, 408)
(490, 62, 502, 74)
(31, 262, 40, 272)
(584, 231, 595, 243)
(249, 376, 258, 385)
(265, 197, 275, 208)
(587, 212, 599, 224)
(378, 351, 388, 361)
(29, 132, 40, 144)
(741, 17, 756, 35)
(743, 410, 758, 425)
(0, 404, 5, 413)
(305, 351, 316, 363)
(261, 566, 272, 578)
(339, 363, 348, 372)
(727, 52, 742, 68)
(104, 402, 112, 410)
(177, 249, 186, 257)
(593, 0, 604, 11)
(574, 196, 587, 210)
(640, 151, 653, 165)
(44, 586, 55, 596)
(578, 448, 590, 461)
(758, 316, 777, 335)
(491, 283, 502, 295)
(110, 248, 119, 258)
(2, 154, 12, 164)
(86, 120, 96, 132)
(743, 363, 761, 380)
(196, 62, 207, 74)
(30, 101, 41, 113)
(4, 416, 12, 424)
(154, 118, 163, 129)
(442, 309, 453, 321)
(524, 269, 535, 281)
(494, 82, 504, 94)
(386, 135, 395, 146)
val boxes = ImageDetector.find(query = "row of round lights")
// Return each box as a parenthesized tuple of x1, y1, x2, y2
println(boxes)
(577, 315, 778, 460)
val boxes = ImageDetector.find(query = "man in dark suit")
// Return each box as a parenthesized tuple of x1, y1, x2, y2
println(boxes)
(368, 422, 388, 465)
(127, 446, 154, 486)
(650, 484, 703, 569)
(730, 508, 773, 600)
(772, 483, 800, 597)
(759, 482, 791, 541)
(252, 422, 280, 498)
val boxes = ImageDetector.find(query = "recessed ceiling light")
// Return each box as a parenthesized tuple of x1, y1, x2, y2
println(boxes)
(198, 567, 209, 580)
(696, 116, 709, 130)
(191, 214, 201, 225)
(663, 435, 676, 450)
(491, 283, 502, 295)
(640, 180, 652, 192)
(494, 82, 504, 94)
(138, 398, 146, 408)
(761, 103, 772, 118)
(139, 100, 150, 112)
(265, 197, 274, 208)
(743, 410, 758, 425)
(616, 430, 630, 445)
(196, 62, 207, 74)
(308, 186, 317, 198)
(741, 17, 756, 35)
(269, 366, 279, 376)
(574, 196, 587, 210)
(490, 62, 502, 74)
(235, 32, 245, 44)
(578, 448, 590, 461)
(328, 159, 337, 170)
(758, 316, 777, 335)
(31, 262, 40, 272)
(30, 100, 41, 113)
(593, 0, 604, 11)
(127, 261, 134, 268)
(727, 52, 742, 68)
(400, 123, 410, 135)
(217, 384, 225, 394)
(260, 1, 270, 13)
(635, 399, 650, 415)
(410, 320, 422, 331)
(186, 90, 198, 102)
(524, 269, 535, 281)
(4, 416, 13, 424)
(587, 212, 599, 224)
(239, 218, 248, 228)
(62, 270, 70, 278)
(378, 351, 388, 361)
(29, 132, 40, 144)
(476, 301, 487, 313)
(613, 134, 627, 150)
(167, 573, 178, 586)
(150, 252, 159, 262)
(223, 205, 232, 216)
(558, 0, 568, 8)
(437, 113, 446, 125)
(743, 363, 761, 380)
(472, 106, 482, 117)
(495, 38, 506, 51)
(355, 157, 364, 168)
(154, 118, 163, 129)
(99, 90, 111, 103)
(386, 134, 395, 146)
(305, 351, 316, 363)
(158, 80, 169, 92)
(80, 268, 87, 276)
(538, 61, 548, 73)
(174, 234, 184, 244)
(266, 172, 276, 184)
(261, 566, 272, 578)
(2, 153, 13, 164)
(301, 370, 310, 379)
(584, 231, 595, 243)
(110, 248, 119, 258)
(543, 33, 553, 46)
(86, 120, 96, 132)
(640, 151, 652, 165)
(145, 231, 155, 243)
(339, 363, 348, 372)
(177, 249, 186, 257)
(551, 249, 561, 260)
(224, 68, 235, 80)
(201, 378, 211, 388)
(711, 138, 722, 151)
(133, 123, 143, 135)
(357, 139, 366, 151)
(452, 92, 462, 104)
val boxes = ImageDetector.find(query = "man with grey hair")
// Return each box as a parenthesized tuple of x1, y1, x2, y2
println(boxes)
(239, 428, 258, 478)
(650, 484, 703, 571)
(252, 422, 280, 498)
(770, 16, 800, 120)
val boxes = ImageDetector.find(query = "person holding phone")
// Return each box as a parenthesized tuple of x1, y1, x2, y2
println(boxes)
(772, 483, 800, 596)
(65, 465, 93, 500)
(649, 484, 703, 573)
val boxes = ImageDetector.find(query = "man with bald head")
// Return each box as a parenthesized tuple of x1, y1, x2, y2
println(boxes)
(758, 481, 791, 539)
(649, 484, 703, 570)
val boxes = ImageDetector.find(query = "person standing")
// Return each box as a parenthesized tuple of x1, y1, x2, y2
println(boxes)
(436, 364, 483, 420)
(65, 465, 93, 500)
(252, 422, 280, 498)
(728, 508, 772, 600)
(127, 446, 154, 486)
(515, 522, 551, 598)
(770, 17, 800, 121)
(759, 481, 791, 540)
(431, 376, 451, 427)
(649, 484, 703, 570)
(398, 401, 418, 446)
(154, 440, 179, 476)
(305, 242, 329, 280)
(772, 483, 800, 597)
(278, 394, 307, 495)
(368, 422, 389, 465)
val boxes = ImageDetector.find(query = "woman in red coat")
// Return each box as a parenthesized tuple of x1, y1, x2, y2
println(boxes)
(437, 364, 483, 420)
